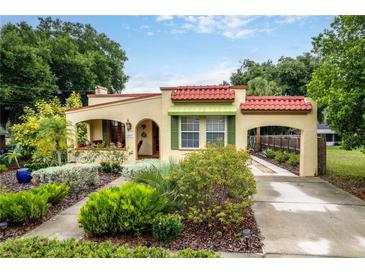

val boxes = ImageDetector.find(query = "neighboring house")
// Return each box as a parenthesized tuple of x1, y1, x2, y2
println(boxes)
(317, 123, 341, 145)
(65, 85, 318, 176)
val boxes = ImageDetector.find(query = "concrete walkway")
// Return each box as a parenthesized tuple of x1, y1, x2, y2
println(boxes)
(24, 176, 126, 240)
(253, 175, 365, 257)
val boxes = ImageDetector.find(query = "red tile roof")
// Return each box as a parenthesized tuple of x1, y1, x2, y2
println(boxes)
(240, 96, 312, 111)
(167, 85, 245, 101)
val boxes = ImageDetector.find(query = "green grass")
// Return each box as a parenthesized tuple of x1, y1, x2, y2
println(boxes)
(327, 146, 365, 177)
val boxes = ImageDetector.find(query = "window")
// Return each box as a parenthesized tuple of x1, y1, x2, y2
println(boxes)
(109, 121, 126, 147)
(206, 116, 225, 145)
(180, 116, 199, 148)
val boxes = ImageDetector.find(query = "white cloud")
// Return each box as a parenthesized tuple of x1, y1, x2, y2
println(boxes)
(156, 15, 174, 21)
(139, 25, 150, 29)
(125, 62, 236, 92)
(156, 15, 265, 40)
(146, 31, 154, 36)
(276, 16, 307, 24)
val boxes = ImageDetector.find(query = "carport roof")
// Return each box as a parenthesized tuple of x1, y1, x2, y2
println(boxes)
(240, 96, 312, 112)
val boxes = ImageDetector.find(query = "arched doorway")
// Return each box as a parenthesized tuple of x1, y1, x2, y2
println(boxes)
(135, 119, 160, 160)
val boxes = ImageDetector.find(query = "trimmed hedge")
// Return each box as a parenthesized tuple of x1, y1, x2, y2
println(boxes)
(0, 237, 219, 258)
(32, 163, 99, 193)
(0, 183, 69, 223)
(79, 182, 167, 236)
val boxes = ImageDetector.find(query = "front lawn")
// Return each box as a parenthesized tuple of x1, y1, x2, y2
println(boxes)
(323, 146, 365, 201)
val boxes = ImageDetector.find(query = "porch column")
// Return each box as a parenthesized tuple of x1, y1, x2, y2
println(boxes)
(299, 129, 318, 176)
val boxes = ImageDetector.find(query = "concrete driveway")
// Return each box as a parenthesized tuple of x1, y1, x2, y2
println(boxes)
(253, 176, 365, 257)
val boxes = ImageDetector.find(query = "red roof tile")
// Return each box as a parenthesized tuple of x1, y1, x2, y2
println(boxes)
(240, 96, 312, 111)
(169, 85, 240, 101)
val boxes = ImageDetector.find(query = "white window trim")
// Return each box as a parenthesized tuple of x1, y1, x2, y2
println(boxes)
(179, 116, 200, 149)
(206, 116, 227, 146)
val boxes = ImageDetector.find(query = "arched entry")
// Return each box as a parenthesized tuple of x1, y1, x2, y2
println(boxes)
(247, 126, 302, 175)
(135, 119, 160, 160)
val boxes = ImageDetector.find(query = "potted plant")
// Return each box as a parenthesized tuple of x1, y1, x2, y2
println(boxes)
(4, 147, 32, 184)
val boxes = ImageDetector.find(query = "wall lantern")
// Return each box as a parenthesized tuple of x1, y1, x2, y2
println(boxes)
(126, 120, 132, 131)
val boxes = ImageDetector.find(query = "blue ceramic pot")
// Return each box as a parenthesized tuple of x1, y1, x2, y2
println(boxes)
(16, 168, 32, 184)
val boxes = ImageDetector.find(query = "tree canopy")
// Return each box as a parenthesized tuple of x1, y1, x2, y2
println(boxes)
(0, 17, 128, 126)
(230, 53, 319, 96)
(308, 16, 365, 151)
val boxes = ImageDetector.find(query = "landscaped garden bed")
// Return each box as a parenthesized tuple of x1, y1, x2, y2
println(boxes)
(78, 145, 264, 254)
(253, 149, 300, 175)
(0, 237, 219, 258)
(0, 166, 119, 242)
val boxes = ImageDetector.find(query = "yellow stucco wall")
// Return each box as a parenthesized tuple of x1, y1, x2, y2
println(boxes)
(66, 89, 318, 176)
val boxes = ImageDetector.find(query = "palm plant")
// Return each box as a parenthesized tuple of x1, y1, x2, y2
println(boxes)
(4, 149, 22, 168)
(36, 116, 68, 166)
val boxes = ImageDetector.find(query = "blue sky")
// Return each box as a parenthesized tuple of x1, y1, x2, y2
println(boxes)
(0, 15, 334, 92)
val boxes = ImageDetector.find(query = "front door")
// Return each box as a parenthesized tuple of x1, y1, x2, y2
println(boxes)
(152, 121, 159, 157)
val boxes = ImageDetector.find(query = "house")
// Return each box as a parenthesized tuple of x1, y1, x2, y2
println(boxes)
(65, 85, 318, 176)
(317, 123, 341, 145)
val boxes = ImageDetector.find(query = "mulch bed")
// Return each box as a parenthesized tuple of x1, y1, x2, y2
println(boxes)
(88, 208, 263, 254)
(322, 175, 365, 202)
(253, 152, 299, 175)
(0, 169, 119, 242)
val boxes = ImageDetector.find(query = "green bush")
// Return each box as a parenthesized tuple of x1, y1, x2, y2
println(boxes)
(31, 163, 99, 193)
(170, 145, 256, 227)
(152, 213, 184, 243)
(264, 148, 275, 159)
(287, 153, 300, 166)
(130, 160, 180, 210)
(79, 182, 167, 236)
(274, 150, 290, 163)
(0, 164, 7, 173)
(100, 162, 112, 173)
(0, 237, 219, 258)
(31, 183, 70, 204)
(0, 191, 49, 223)
(0, 183, 69, 223)
(175, 248, 219, 258)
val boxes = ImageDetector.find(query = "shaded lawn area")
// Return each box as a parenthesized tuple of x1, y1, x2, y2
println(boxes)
(323, 146, 365, 201)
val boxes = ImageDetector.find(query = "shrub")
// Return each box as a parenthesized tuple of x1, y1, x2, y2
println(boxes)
(31, 163, 99, 193)
(274, 150, 290, 163)
(288, 153, 300, 166)
(263, 148, 275, 159)
(130, 160, 180, 210)
(31, 183, 70, 204)
(0, 190, 49, 223)
(79, 182, 167, 236)
(100, 162, 112, 173)
(0, 164, 7, 173)
(175, 248, 219, 258)
(152, 214, 184, 243)
(170, 145, 256, 227)
(0, 237, 220, 258)
(0, 183, 69, 223)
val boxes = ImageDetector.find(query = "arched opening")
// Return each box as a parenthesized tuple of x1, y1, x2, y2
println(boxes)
(135, 119, 160, 160)
(75, 119, 126, 149)
(247, 126, 301, 176)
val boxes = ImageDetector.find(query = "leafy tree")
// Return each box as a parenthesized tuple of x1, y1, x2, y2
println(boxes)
(0, 17, 128, 127)
(10, 92, 82, 166)
(308, 16, 365, 151)
(247, 77, 282, 96)
(230, 54, 318, 96)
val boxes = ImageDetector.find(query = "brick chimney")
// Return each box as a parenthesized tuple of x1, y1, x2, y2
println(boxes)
(95, 85, 108, 95)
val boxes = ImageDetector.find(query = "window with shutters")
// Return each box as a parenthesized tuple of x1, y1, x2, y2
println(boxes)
(180, 116, 200, 148)
(109, 121, 126, 147)
(206, 116, 225, 146)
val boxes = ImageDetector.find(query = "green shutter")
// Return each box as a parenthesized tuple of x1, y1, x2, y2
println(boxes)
(227, 116, 236, 145)
(102, 120, 110, 144)
(171, 116, 179, 150)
